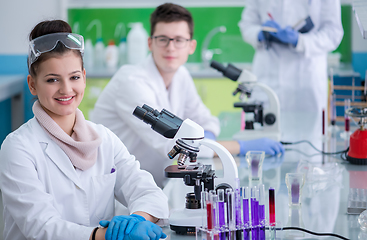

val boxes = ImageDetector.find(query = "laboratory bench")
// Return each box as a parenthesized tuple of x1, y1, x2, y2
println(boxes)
(161, 111, 366, 240)
(0, 101, 363, 240)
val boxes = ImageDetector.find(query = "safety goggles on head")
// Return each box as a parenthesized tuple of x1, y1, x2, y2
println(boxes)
(28, 32, 84, 69)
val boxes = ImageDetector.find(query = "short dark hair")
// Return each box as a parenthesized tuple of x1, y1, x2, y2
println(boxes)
(28, 20, 83, 77)
(150, 3, 194, 39)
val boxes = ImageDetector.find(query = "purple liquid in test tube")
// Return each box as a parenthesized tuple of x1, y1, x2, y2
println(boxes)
(251, 186, 259, 240)
(242, 187, 250, 240)
(217, 189, 226, 240)
(258, 184, 266, 240)
(259, 206, 265, 222)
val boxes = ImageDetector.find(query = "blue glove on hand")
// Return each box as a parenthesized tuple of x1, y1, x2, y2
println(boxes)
(204, 130, 216, 140)
(125, 221, 167, 240)
(258, 20, 281, 42)
(99, 214, 146, 240)
(269, 26, 299, 46)
(238, 138, 284, 156)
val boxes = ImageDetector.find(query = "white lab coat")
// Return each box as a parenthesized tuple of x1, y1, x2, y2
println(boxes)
(238, 0, 344, 113)
(91, 54, 220, 188)
(0, 117, 169, 240)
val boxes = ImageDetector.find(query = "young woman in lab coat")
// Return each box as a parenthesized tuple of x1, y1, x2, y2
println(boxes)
(0, 20, 168, 240)
(91, 3, 285, 188)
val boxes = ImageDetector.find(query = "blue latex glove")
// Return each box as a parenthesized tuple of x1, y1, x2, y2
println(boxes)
(258, 20, 281, 42)
(238, 138, 285, 156)
(269, 26, 299, 46)
(125, 221, 167, 240)
(99, 214, 146, 240)
(204, 130, 216, 140)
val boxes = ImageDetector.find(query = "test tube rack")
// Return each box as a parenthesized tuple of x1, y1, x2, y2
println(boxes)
(196, 186, 282, 240)
(195, 224, 282, 240)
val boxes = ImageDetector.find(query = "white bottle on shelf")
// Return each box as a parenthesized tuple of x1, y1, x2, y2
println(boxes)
(105, 40, 118, 70)
(127, 22, 148, 64)
(84, 39, 94, 70)
(118, 37, 127, 67)
(94, 38, 105, 70)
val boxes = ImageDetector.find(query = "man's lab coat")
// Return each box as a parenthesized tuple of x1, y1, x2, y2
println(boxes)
(91, 54, 220, 188)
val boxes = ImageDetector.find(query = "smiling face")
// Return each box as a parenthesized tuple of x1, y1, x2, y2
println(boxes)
(27, 51, 86, 122)
(148, 21, 196, 78)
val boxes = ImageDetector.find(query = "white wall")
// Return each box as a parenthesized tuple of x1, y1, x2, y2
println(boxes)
(0, 0, 66, 54)
(352, 6, 367, 52)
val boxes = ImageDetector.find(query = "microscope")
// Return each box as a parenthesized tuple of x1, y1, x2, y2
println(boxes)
(133, 104, 239, 234)
(210, 60, 281, 141)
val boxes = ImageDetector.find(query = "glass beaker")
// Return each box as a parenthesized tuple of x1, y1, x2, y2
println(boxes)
(285, 173, 305, 207)
(246, 151, 265, 183)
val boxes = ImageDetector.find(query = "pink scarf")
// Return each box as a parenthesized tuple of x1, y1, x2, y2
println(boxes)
(33, 100, 102, 171)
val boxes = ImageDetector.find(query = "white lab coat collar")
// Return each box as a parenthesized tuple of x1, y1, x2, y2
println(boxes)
(142, 54, 167, 92)
(30, 118, 83, 189)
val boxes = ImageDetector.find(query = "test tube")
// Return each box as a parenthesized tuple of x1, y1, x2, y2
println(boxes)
(235, 187, 242, 240)
(269, 188, 276, 239)
(227, 189, 236, 240)
(217, 189, 226, 240)
(211, 193, 220, 240)
(258, 184, 266, 240)
(344, 99, 350, 132)
(322, 109, 325, 136)
(331, 93, 337, 126)
(269, 188, 276, 226)
(207, 190, 215, 230)
(227, 189, 236, 230)
(201, 190, 207, 229)
(251, 186, 259, 240)
(242, 186, 250, 240)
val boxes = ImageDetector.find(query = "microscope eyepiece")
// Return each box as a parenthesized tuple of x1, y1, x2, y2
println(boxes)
(133, 104, 184, 139)
(142, 104, 160, 116)
(210, 60, 242, 82)
(142, 104, 154, 112)
(210, 60, 227, 73)
(132, 106, 147, 120)
(133, 106, 157, 125)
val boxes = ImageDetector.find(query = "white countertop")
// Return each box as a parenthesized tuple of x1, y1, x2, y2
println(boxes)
(162, 111, 364, 239)
(0, 75, 24, 102)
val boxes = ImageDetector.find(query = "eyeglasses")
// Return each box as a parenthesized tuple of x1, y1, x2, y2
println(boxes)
(28, 32, 84, 69)
(152, 35, 191, 48)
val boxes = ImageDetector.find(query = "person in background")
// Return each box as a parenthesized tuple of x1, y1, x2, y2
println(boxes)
(0, 20, 168, 240)
(238, 0, 344, 113)
(91, 3, 284, 188)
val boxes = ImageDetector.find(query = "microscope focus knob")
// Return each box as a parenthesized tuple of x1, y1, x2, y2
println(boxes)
(265, 113, 276, 125)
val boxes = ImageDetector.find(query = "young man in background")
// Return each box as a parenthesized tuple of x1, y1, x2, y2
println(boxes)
(91, 3, 284, 188)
